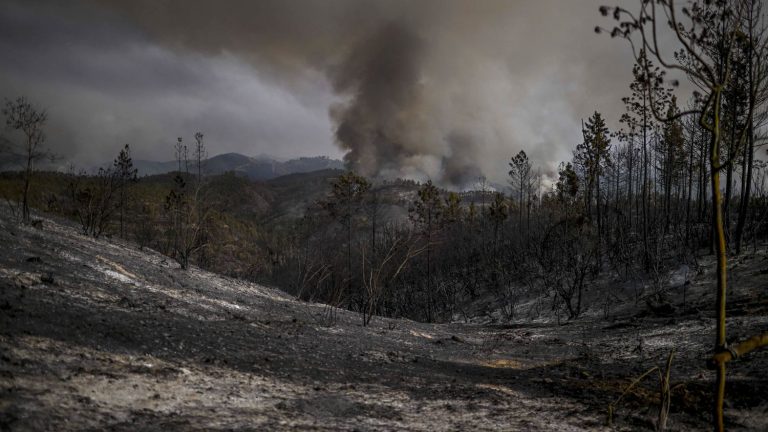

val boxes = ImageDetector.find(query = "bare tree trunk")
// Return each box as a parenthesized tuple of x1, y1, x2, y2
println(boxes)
(686, 126, 695, 244)
(426, 209, 432, 323)
(627, 139, 634, 230)
(735, 119, 754, 254)
(22, 143, 32, 223)
(724, 106, 737, 247)
(119, 181, 125, 238)
(735, 21, 757, 254)
(642, 94, 650, 269)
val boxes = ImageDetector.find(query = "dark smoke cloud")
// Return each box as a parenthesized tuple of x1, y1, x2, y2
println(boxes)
(3, 0, 650, 187)
(442, 132, 484, 187)
(97, 0, 449, 179)
(331, 22, 426, 177)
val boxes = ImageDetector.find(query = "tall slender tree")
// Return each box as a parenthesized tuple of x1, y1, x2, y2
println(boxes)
(2, 97, 48, 223)
(735, 0, 768, 254)
(575, 111, 611, 269)
(325, 171, 371, 308)
(508, 150, 531, 235)
(410, 180, 444, 322)
(114, 144, 138, 239)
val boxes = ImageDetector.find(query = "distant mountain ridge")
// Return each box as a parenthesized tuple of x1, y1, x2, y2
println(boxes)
(130, 153, 346, 180)
(0, 150, 345, 181)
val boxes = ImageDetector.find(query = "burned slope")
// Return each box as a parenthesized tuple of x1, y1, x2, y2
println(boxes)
(0, 210, 767, 431)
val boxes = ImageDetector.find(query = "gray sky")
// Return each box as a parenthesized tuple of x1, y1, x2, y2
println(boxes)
(0, 0, 671, 185)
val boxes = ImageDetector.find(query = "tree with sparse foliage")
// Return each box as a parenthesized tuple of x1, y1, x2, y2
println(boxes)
(574, 111, 611, 271)
(67, 166, 119, 238)
(324, 171, 371, 308)
(164, 132, 212, 270)
(2, 97, 48, 223)
(487, 192, 508, 248)
(114, 144, 138, 239)
(508, 150, 532, 235)
(410, 180, 444, 322)
(193, 132, 206, 182)
(575, 112, 612, 224)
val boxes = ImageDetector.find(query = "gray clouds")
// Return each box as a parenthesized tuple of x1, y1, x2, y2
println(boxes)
(1, 0, 647, 186)
(0, 0, 339, 166)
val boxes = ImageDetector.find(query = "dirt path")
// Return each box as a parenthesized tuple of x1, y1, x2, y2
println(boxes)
(1, 213, 766, 431)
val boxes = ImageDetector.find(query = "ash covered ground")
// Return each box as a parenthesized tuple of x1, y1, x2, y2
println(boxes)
(1, 211, 767, 431)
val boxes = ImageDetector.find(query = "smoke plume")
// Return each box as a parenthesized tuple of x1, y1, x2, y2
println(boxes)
(91, 0, 631, 188)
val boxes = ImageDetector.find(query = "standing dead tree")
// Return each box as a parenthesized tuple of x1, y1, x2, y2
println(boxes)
(360, 226, 426, 326)
(2, 97, 48, 223)
(322, 171, 371, 310)
(165, 174, 210, 270)
(67, 167, 119, 238)
(537, 217, 595, 320)
(164, 132, 211, 270)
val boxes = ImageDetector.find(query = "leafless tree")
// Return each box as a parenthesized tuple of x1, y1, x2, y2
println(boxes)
(360, 227, 425, 326)
(2, 97, 48, 223)
(67, 167, 119, 238)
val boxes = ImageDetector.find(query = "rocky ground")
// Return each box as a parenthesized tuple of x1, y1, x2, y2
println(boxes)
(1, 211, 767, 431)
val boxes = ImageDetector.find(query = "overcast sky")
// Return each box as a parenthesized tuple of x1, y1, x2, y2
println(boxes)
(0, 0, 679, 185)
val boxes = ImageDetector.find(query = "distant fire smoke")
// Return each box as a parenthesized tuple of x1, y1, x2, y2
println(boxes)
(98, 0, 622, 188)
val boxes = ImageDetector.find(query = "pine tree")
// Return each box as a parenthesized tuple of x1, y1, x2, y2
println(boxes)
(324, 171, 371, 308)
(487, 192, 508, 249)
(410, 180, 444, 322)
(574, 111, 611, 271)
(443, 191, 463, 223)
(555, 162, 579, 206)
(114, 144, 138, 239)
(193, 132, 206, 182)
(658, 97, 685, 232)
(574, 112, 611, 220)
(508, 150, 531, 235)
